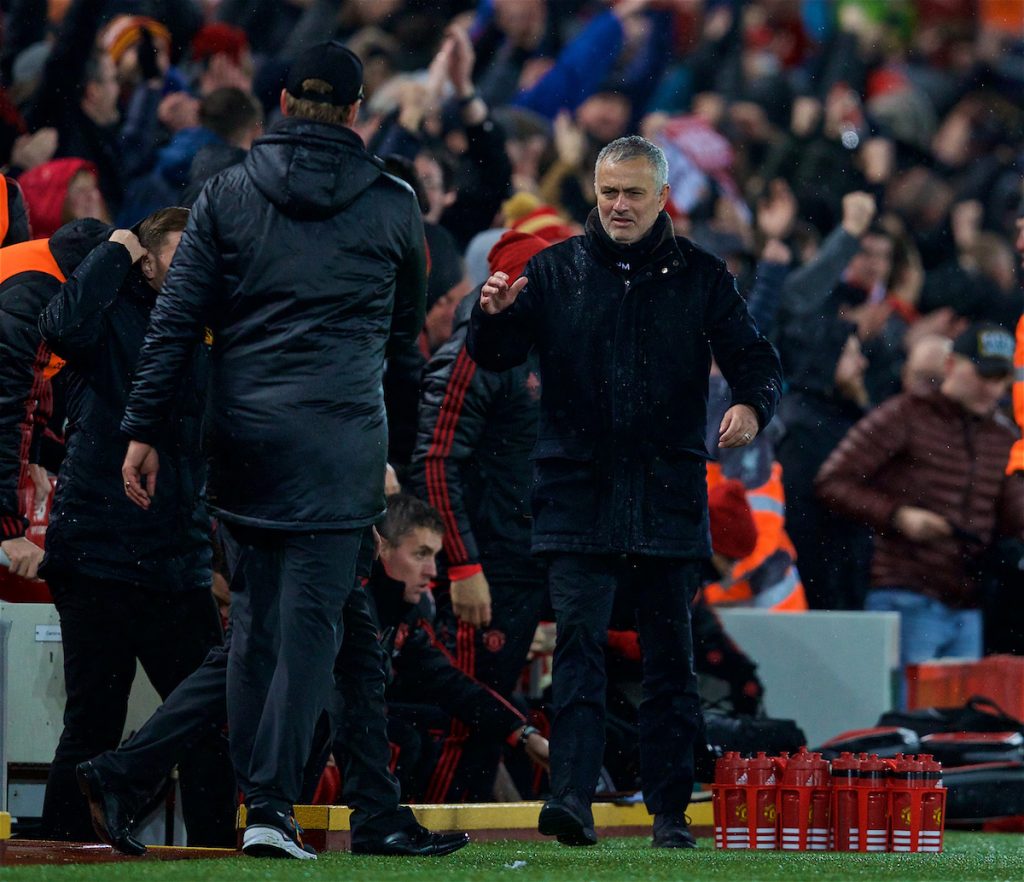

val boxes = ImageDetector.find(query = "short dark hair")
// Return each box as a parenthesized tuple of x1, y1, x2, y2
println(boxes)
(199, 87, 263, 142)
(138, 207, 189, 252)
(379, 493, 444, 545)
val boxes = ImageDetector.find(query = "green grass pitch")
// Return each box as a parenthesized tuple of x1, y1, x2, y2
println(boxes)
(3, 833, 1023, 882)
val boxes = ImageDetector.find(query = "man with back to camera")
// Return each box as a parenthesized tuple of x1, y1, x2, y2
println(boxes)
(469, 135, 783, 848)
(118, 42, 431, 860)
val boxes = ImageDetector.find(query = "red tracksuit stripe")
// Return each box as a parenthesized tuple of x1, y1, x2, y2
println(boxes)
(423, 620, 475, 803)
(423, 352, 473, 553)
(423, 349, 477, 562)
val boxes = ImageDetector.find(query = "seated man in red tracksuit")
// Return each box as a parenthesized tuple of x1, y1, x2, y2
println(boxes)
(362, 494, 549, 801)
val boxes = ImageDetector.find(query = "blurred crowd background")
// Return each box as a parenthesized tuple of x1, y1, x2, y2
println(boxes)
(1, 0, 1022, 725)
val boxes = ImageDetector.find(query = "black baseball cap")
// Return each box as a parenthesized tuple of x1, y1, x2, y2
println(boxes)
(952, 322, 1014, 378)
(285, 41, 363, 106)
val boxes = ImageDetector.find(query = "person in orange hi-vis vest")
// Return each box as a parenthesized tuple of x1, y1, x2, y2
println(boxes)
(1009, 210, 1024, 475)
(0, 220, 109, 584)
(1009, 314, 1023, 475)
(703, 461, 808, 611)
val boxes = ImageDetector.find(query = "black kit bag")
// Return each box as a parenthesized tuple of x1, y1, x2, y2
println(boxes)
(877, 695, 1024, 738)
(813, 726, 921, 760)
(696, 713, 807, 781)
(943, 762, 1024, 821)
(920, 731, 1024, 767)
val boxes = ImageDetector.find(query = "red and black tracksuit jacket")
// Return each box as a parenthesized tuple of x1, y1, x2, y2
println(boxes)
(366, 564, 526, 802)
(409, 294, 541, 588)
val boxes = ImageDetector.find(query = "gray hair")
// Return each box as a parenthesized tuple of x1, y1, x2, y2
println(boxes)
(595, 136, 669, 190)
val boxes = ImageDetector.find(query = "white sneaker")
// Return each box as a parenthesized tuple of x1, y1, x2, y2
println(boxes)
(242, 806, 317, 860)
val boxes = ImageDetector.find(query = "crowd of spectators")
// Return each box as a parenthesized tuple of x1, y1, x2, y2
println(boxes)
(1, 0, 1023, 810)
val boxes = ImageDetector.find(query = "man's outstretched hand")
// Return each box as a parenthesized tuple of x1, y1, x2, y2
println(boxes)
(122, 441, 160, 509)
(480, 272, 527, 315)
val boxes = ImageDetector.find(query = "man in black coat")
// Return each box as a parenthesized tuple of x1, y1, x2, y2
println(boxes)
(37, 208, 234, 846)
(469, 136, 782, 848)
(119, 43, 427, 860)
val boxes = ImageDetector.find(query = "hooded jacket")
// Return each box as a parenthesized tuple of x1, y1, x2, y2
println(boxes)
(120, 118, 427, 529)
(0, 219, 112, 540)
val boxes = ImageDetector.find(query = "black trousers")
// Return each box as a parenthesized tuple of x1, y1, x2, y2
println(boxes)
(221, 523, 365, 814)
(41, 573, 232, 845)
(95, 587, 416, 843)
(323, 586, 419, 843)
(547, 553, 702, 825)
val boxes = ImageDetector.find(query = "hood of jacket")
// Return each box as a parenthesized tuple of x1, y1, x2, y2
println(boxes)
(49, 217, 116, 277)
(244, 117, 382, 220)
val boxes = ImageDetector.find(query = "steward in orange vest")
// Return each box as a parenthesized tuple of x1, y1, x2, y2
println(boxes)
(1008, 313, 1023, 475)
(0, 219, 111, 543)
(703, 461, 808, 611)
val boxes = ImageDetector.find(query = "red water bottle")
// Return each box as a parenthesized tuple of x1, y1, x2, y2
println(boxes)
(713, 752, 750, 849)
(831, 752, 861, 851)
(747, 752, 779, 850)
(807, 752, 832, 851)
(917, 754, 945, 853)
(857, 754, 890, 852)
(889, 753, 918, 852)
(779, 748, 812, 850)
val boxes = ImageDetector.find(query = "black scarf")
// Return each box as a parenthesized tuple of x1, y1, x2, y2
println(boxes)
(585, 208, 673, 278)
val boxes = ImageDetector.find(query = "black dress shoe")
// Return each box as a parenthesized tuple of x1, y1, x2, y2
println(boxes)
(351, 825, 470, 856)
(538, 796, 598, 847)
(76, 761, 147, 856)
(652, 813, 697, 849)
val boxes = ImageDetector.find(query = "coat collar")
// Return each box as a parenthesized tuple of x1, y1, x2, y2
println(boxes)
(585, 209, 686, 278)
